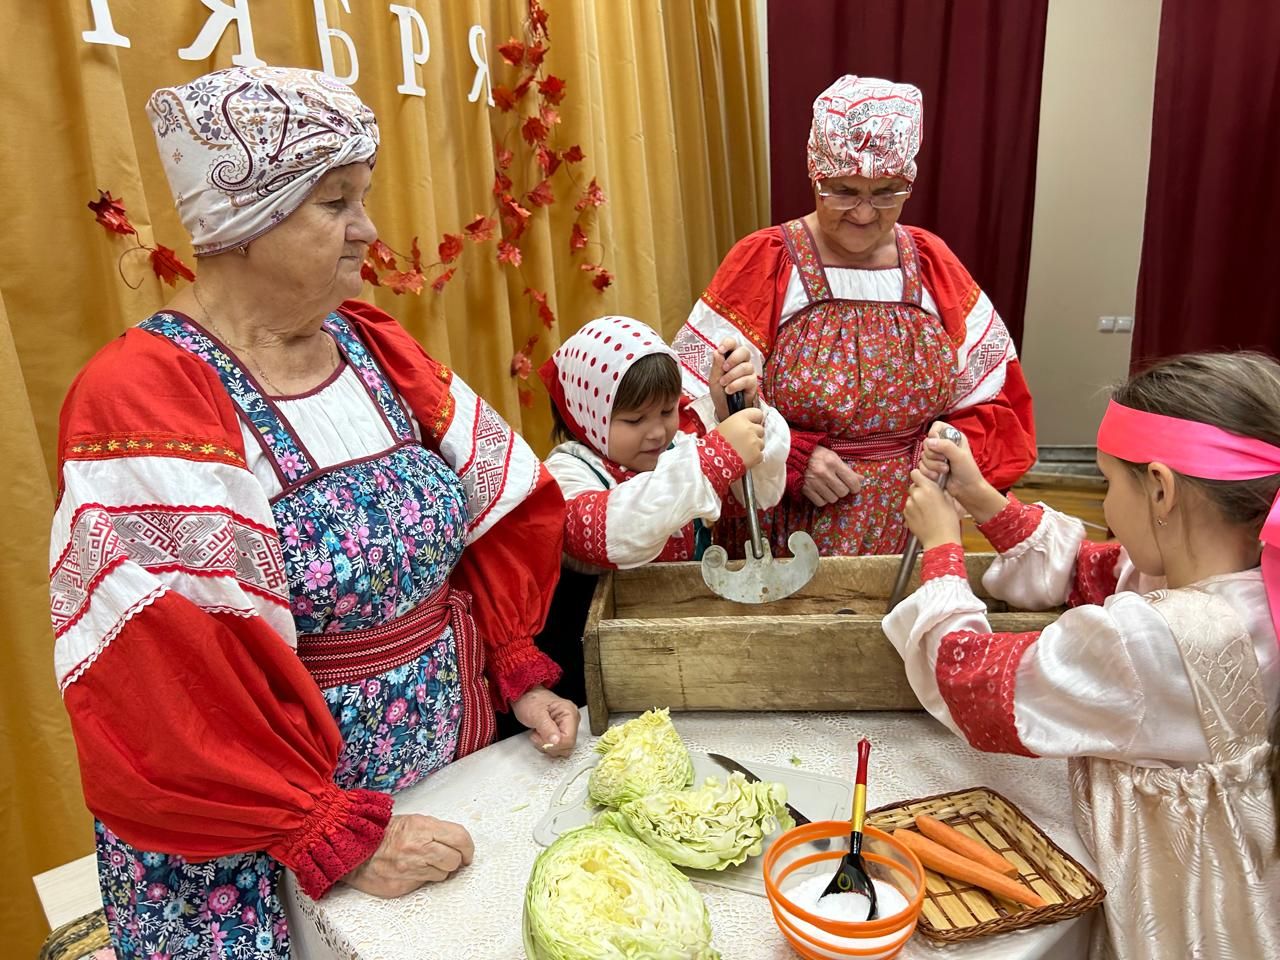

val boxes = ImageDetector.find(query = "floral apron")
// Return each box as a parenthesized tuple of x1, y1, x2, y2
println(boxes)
(739, 220, 956, 556)
(95, 312, 493, 960)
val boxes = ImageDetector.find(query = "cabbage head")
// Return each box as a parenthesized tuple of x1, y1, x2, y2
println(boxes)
(597, 772, 794, 871)
(588, 708, 694, 808)
(523, 823, 720, 960)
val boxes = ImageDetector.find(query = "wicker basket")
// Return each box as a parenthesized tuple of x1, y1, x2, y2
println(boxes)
(867, 786, 1104, 943)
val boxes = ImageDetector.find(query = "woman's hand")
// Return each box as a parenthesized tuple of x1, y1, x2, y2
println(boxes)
(903, 468, 964, 551)
(710, 338, 759, 422)
(716, 408, 766, 470)
(512, 685, 580, 758)
(344, 813, 475, 898)
(802, 446, 864, 506)
(918, 423, 1007, 522)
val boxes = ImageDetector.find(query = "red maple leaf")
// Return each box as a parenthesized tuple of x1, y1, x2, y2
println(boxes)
(361, 261, 381, 286)
(529, 0, 549, 38)
(150, 244, 196, 286)
(570, 223, 589, 252)
(536, 145, 561, 176)
(510, 352, 532, 379)
(592, 269, 614, 293)
(438, 233, 463, 264)
(539, 105, 560, 128)
(368, 239, 398, 270)
(496, 146, 514, 170)
(526, 179, 555, 207)
(409, 236, 423, 272)
(493, 170, 513, 196)
(492, 85, 518, 112)
(527, 42, 547, 68)
(464, 215, 497, 243)
(431, 268, 456, 293)
(521, 115, 549, 146)
(524, 287, 556, 329)
(497, 240, 523, 267)
(538, 75, 567, 105)
(500, 195, 533, 241)
(88, 190, 136, 237)
(514, 73, 535, 99)
(563, 144, 585, 163)
(574, 177, 607, 211)
(518, 386, 534, 409)
(498, 38, 526, 65)
(386, 269, 425, 295)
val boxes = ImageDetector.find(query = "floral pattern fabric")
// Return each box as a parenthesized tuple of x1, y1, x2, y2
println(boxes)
(99, 314, 471, 958)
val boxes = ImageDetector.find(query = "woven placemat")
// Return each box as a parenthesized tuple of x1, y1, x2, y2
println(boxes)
(868, 786, 1104, 943)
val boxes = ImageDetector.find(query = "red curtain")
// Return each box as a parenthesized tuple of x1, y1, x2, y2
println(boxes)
(766, 0, 1049, 346)
(1133, 0, 1280, 366)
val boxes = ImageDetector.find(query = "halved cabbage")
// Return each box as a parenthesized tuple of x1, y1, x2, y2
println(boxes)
(523, 823, 720, 960)
(598, 772, 794, 871)
(588, 708, 694, 808)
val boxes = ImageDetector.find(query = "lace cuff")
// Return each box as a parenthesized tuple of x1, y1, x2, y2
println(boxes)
(488, 644, 563, 709)
(977, 494, 1044, 553)
(282, 784, 394, 900)
(921, 544, 967, 582)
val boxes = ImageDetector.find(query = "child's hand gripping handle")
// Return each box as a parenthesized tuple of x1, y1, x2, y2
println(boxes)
(887, 425, 964, 612)
(726, 355, 764, 560)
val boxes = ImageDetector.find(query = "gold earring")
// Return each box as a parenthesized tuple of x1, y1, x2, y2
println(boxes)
(1156, 517, 1168, 527)
(237, 244, 249, 256)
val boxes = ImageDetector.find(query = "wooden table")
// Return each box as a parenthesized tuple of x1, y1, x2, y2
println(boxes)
(286, 709, 1098, 959)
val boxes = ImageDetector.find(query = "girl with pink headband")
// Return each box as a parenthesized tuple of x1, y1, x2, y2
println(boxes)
(885, 352, 1280, 957)
(539, 317, 789, 573)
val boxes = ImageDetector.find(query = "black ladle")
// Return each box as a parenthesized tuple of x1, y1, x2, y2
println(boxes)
(820, 737, 877, 919)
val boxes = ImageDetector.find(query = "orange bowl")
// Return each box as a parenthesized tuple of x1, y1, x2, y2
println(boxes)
(763, 822, 925, 960)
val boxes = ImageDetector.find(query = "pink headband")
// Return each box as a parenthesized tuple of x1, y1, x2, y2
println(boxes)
(1097, 399, 1280, 646)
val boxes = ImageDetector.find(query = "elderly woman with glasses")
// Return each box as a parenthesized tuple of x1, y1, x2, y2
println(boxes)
(674, 75, 1037, 557)
(51, 66, 579, 959)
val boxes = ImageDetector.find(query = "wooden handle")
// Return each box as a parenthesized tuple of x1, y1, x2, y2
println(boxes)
(851, 738, 871, 835)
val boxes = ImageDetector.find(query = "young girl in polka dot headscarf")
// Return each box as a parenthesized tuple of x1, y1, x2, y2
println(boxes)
(539, 315, 790, 573)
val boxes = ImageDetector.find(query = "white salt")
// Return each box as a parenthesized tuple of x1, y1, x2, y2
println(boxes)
(784, 874, 909, 922)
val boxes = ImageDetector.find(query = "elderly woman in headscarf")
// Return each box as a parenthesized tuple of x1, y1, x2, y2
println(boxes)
(50, 66, 578, 958)
(674, 75, 1037, 557)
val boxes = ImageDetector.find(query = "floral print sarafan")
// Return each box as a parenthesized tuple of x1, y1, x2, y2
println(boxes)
(97, 313, 471, 959)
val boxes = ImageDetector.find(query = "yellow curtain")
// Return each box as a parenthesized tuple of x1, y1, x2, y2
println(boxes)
(0, 0, 766, 952)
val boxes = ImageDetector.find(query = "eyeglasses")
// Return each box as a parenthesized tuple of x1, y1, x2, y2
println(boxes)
(816, 185, 912, 211)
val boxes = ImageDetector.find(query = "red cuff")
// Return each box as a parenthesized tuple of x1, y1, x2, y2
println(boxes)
(785, 429, 826, 500)
(281, 783, 394, 900)
(935, 630, 1040, 758)
(977, 494, 1044, 553)
(921, 544, 967, 581)
(698, 430, 746, 499)
(488, 644, 563, 709)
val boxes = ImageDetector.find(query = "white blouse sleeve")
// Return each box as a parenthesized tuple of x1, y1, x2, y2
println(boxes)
(883, 562, 1212, 765)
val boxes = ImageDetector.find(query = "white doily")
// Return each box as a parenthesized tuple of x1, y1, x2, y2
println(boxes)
(287, 710, 1095, 960)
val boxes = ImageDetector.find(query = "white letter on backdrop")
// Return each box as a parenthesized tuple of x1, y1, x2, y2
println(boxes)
(178, 0, 265, 67)
(315, 0, 359, 84)
(389, 4, 430, 97)
(466, 24, 494, 106)
(82, 0, 130, 47)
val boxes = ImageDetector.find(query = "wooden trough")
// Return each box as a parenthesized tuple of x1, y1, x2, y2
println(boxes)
(583, 552, 1059, 734)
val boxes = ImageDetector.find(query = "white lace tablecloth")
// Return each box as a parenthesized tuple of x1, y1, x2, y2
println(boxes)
(286, 710, 1097, 960)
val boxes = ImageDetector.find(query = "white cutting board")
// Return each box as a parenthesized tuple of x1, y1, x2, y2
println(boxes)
(533, 751, 853, 897)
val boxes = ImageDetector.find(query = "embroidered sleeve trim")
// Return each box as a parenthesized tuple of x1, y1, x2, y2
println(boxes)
(977, 494, 1044, 553)
(282, 783, 394, 901)
(1068, 541, 1124, 608)
(63, 432, 245, 467)
(698, 430, 746, 499)
(935, 629, 1040, 758)
(563, 491, 616, 569)
(697, 288, 770, 355)
(922, 544, 967, 581)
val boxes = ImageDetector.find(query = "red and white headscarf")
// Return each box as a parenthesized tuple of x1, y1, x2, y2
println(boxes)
(539, 316, 678, 459)
(147, 66, 379, 256)
(807, 75, 923, 183)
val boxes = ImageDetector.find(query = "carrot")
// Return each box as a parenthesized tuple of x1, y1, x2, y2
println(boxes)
(914, 814, 1018, 877)
(894, 828, 1047, 908)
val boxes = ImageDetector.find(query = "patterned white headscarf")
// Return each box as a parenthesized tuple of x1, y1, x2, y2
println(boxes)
(539, 316, 679, 459)
(147, 66, 379, 256)
(807, 75, 923, 183)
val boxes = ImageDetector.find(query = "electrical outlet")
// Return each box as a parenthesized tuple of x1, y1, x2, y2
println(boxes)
(1098, 316, 1116, 333)
(1114, 315, 1134, 333)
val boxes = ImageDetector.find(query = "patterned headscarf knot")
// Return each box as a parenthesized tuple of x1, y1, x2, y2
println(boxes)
(807, 75, 923, 183)
(147, 65, 379, 256)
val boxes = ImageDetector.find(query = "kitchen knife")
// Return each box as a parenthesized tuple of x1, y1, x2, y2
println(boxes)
(707, 752, 829, 848)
